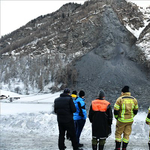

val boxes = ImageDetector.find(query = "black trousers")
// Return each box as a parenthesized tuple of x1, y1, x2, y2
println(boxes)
(58, 120, 78, 150)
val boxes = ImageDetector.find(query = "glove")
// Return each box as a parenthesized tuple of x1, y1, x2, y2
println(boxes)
(146, 121, 150, 125)
(79, 111, 84, 117)
(114, 115, 118, 120)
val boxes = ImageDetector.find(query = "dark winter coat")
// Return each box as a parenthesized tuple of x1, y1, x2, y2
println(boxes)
(54, 93, 76, 123)
(89, 99, 113, 139)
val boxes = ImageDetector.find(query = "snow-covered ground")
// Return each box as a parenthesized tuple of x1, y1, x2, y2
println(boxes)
(0, 90, 149, 150)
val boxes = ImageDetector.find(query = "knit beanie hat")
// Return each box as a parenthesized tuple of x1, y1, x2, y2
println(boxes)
(121, 86, 129, 93)
(64, 88, 70, 94)
(98, 90, 105, 99)
(79, 90, 85, 97)
(72, 90, 77, 95)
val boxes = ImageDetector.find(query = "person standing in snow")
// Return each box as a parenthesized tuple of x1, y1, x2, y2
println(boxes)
(146, 106, 150, 149)
(89, 90, 112, 150)
(114, 86, 138, 150)
(66, 90, 78, 140)
(54, 88, 83, 150)
(73, 90, 87, 148)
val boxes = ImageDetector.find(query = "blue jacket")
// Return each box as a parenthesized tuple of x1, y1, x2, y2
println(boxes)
(73, 97, 87, 120)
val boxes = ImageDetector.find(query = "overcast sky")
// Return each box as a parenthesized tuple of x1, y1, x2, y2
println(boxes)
(1, 0, 150, 37)
(0, 0, 85, 37)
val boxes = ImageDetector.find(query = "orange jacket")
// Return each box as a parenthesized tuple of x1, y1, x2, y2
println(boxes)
(92, 99, 110, 112)
(89, 99, 112, 138)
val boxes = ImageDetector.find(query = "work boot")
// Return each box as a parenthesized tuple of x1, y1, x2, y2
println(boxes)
(122, 142, 128, 150)
(60, 145, 66, 150)
(114, 141, 121, 150)
(92, 144, 97, 150)
(75, 148, 83, 150)
(99, 144, 104, 150)
(73, 147, 83, 150)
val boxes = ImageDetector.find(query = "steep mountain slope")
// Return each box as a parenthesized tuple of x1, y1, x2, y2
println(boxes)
(137, 20, 150, 64)
(74, 5, 150, 108)
(0, 0, 150, 107)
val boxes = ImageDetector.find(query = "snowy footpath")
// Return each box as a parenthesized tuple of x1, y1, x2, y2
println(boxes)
(0, 90, 149, 150)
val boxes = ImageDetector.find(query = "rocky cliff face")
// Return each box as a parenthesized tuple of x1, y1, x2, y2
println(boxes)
(137, 22, 150, 67)
(0, 0, 150, 108)
(74, 3, 150, 108)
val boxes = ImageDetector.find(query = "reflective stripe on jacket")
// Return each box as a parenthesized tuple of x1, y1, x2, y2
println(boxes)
(114, 92, 138, 123)
(146, 107, 150, 124)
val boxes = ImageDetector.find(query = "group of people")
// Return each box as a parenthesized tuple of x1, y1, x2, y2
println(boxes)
(54, 86, 150, 150)
(54, 89, 86, 150)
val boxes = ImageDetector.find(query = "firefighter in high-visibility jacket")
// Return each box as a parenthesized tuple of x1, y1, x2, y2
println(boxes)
(89, 90, 113, 150)
(146, 106, 150, 149)
(114, 86, 138, 150)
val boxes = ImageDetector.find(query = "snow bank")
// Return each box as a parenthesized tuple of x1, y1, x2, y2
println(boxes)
(0, 89, 21, 97)
(0, 103, 54, 115)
